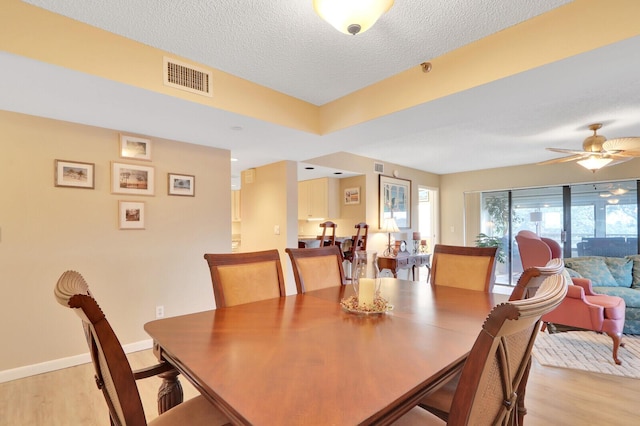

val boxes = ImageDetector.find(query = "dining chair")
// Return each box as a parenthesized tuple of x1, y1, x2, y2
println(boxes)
(417, 258, 567, 426)
(393, 272, 568, 426)
(316, 221, 338, 246)
(54, 270, 231, 426)
(343, 222, 369, 264)
(429, 244, 498, 292)
(204, 249, 286, 308)
(285, 245, 347, 293)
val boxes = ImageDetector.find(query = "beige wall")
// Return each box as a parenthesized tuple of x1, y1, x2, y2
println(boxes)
(0, 110, 230, 373)
(440, 160, 640, 246)
(240, 161, 298, 295)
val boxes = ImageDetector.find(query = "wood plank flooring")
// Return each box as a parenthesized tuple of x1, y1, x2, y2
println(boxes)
(0, 350, 637, 425)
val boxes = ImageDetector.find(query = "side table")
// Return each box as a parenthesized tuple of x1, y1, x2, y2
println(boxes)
(377, 253, 431, 281)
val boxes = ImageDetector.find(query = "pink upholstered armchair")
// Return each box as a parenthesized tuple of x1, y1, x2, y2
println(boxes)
(515, 230, 626, 365)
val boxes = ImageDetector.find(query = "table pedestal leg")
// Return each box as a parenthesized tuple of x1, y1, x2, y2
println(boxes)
(157, 369, 183, 414)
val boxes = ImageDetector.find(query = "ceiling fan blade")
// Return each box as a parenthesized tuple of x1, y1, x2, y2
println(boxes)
(603, 137, 640, 154)
(606, 157, 634, 166)
(537, 154, 587, 166)
(545, 147, 593, 155)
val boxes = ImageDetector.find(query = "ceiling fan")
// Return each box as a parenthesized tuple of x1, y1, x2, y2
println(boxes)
(538, 123, 640, 172)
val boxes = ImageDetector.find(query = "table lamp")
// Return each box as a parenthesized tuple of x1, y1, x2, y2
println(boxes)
(381, 217, 399, 256)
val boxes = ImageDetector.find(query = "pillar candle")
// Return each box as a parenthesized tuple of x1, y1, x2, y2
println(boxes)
(358, 278, 375, 307)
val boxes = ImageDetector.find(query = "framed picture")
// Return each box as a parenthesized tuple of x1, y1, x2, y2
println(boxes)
(168, 173, 195, 196)
(119, 134, 152, 161)
(111, 162, 155, 196)
(54, 159, 95, 189)
(379, 175, 411, 229)
(119, 201, 145, 230)
(344, 187, 360, 205)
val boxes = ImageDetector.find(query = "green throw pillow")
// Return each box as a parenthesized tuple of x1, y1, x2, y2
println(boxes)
(604, 257, 633, 288)
(626, 255, 640, 289)
(564, 257, 618, 287)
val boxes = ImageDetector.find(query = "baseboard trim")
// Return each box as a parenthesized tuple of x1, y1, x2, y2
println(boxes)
(0, 339, 153, 384)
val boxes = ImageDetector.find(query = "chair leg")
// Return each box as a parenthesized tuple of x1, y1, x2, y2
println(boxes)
(605, 332, 624, 365)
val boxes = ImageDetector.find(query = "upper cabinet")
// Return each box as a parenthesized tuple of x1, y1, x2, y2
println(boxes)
(231, 190, 241, 222)
(298, 178, 340, 220)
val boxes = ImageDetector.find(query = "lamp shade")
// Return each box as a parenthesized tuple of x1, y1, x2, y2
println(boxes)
(529, 212, 542, 222)
(577, 155, 613, 172)
(381, 217, 400, 233)
(313, 0, 394, 35)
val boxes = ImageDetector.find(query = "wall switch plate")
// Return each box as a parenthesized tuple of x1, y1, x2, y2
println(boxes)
(274, 225, 280, 235)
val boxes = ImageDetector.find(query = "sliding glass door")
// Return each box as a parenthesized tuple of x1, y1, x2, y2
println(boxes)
(475, 179, 639, 287)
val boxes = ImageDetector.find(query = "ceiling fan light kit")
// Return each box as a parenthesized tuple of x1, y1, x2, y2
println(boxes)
(539, 123, 640, 172)
(576, 156, 613, 172)
(313, 0, 394, 35)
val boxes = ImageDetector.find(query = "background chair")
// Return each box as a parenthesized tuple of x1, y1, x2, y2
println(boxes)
(429, 244, 498, 292)
(343, 222, 369, 264)
(54, 270, 230, 426)
(342, 222, 369, 282)
(285, 245, 346, 293)
(204, 249, 286, 308)
(516, 230, 562, 270)
(515, 230, 626, 365)
(394, 273, 568, 425)
(316, 221, 337, 247)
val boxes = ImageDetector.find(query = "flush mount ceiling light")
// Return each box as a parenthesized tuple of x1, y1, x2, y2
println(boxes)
(313, 0, 394, 35)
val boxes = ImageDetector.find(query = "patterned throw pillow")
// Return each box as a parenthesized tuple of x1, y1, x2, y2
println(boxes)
(604, 257, 633, 288)
(564, 257, 619, 287)
(626, 255, 640, 289)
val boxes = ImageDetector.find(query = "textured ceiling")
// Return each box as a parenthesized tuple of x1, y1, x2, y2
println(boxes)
(6, 1, 640, 188)
(22, 0, 572, 105)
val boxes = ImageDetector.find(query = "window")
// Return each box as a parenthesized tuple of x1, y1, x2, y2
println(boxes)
(473, 180, 638, 287)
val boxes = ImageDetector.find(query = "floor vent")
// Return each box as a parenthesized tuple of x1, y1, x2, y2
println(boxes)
(163, 57, 212, 97)
(374, 162, 384, 174)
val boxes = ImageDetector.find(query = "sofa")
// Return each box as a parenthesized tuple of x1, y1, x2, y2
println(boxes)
(564, 255, 640, 334)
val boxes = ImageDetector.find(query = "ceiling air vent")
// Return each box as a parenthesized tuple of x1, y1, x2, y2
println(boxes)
(163, 57, 212, 97)
(374, 162, 384, 174)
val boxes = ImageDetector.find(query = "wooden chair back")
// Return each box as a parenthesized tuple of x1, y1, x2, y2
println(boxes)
(316, 221, 337, 246)
(430, 244, 498, 292)
(448, 273, 567, 425)
(55, 270, 147, 425)
(509, 258, 565, 301)
(285, 245, 347, 293)
(344, 222, 369, 263)
(204, 249, 286, 308)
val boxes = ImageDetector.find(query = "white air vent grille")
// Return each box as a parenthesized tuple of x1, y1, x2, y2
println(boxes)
(374, 162, 384, 174)
(163, 57, 212, 97)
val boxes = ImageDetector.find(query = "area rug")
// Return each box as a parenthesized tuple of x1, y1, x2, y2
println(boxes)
(532, 331, 640, 379)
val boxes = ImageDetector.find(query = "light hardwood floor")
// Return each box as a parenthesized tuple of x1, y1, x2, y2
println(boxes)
(0, 350, 637, 425)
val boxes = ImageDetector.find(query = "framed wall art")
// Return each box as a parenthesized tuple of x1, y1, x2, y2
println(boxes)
(379, 175, 411, 229)
(119, 134, 152, 161)
(111, 162, 155, 196)
(54, 159, 95, 189)
(344, 187, 360, 205)
(168, 173, 195, 196)
(119, 201, 145, 230)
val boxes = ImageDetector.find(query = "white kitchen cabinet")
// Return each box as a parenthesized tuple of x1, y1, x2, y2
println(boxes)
(298, 178, 340, 220)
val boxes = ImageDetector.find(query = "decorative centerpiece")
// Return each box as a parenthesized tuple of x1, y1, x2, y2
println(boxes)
(341, 250, 393, 314)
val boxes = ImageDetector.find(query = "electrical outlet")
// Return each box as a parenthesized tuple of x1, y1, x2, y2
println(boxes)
(274, 225, 280, 235)
(155, 305, 164, 319)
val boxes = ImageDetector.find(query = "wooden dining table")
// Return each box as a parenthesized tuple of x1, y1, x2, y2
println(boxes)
(144, 278, 508, 425)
